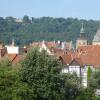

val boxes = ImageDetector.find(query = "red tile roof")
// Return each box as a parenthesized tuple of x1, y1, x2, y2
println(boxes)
(44, 41, 57, 49)
(59, 45, 100, 67)
(76, 45, 100, 67)
(50, 48, 65, 57)
(59, 53, 73, 65)
(6, 54, 22, 65)
(30, 42, 42, 47)
(72, 58, 83, 66)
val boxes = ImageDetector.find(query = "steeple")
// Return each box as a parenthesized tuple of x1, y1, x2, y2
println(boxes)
(80, 23, 86, 39)
(80, 23, 85, 34)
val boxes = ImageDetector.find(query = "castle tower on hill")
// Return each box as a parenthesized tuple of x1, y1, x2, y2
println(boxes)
(76, 23, 88, 49)
(93, 28, 100, 45)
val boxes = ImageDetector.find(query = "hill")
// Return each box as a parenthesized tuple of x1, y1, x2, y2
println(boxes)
(0, 16, 99, 45)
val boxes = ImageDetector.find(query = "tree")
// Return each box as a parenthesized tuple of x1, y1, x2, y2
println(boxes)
(5, 16, 15, 22)
(20, 48, 65, 100)
(75, 88, 94, 100)
(90, 70, 100, 89)
(0, 16, 98, 45)
(85, 69, 100, 99)
(0, 48, 83, 100)
(0, 59, 28, 100)
(87, 67, 92, 87)
(94, 71, 100, 89)
(0, 58, 33, 100)
(23, 15, 30, 23)
(62, 73, 81, 100)
(76, 69, 100, 100)
(20, 48, 81, 100)
(0, 59, 16, 99)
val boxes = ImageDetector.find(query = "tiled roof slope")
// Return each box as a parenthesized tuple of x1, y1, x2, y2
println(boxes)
(77, 45, 100, 67)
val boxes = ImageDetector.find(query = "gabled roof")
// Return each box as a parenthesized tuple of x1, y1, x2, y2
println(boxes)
(59, 53, 83, 67)
(93, 29, 100, 42)
(59, 53, 73, 65)
(69, 58, 83, 67)
(59, 45, 100, 67)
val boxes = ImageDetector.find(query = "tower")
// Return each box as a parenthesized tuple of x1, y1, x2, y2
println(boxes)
(76, 23, 87, 49)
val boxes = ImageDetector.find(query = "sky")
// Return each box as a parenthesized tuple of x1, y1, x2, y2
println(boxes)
(0, 0, 100, 20)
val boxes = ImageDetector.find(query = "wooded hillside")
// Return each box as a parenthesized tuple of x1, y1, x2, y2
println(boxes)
(0, 16, 99, 45)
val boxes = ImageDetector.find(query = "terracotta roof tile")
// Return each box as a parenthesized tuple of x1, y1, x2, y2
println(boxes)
(59, 54, 73, 65)
(30, 42, 42, 47)
(50, 48, 65, 57)
(76, 45, 100, 67)
(5, 54, 23, 65)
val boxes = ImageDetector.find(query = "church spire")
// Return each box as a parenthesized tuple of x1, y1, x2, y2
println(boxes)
(80, 23, 85, 34)
(79, 23, 86, 39)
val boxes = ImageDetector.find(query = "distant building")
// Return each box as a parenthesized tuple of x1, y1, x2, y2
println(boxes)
(76, 23, 87, 49)
(60, 44, 100, 87)
(60, 53, 88, 87)
(93, 29, 100, 45)
(15, 18, 23, 23)
(4, 39, 24, 65)
(5, 39, 19, 54)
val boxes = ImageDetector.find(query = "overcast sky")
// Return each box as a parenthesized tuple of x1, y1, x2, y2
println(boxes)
(0, 0, 100, 20)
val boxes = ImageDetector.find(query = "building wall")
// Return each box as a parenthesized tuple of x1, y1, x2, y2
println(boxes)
(61, 67, 69, 73)
(92, 42, 100, 45)
(6, 46, 19, 54)
(76, 39, 87, 49)
(81, 66, 94, 87)
(62, 65, 88, 87)
(68, 65, 81, 77)
(81, 66, 88, 87)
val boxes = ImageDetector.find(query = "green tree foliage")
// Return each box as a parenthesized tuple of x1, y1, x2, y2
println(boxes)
(20, 48, 81, 100)
(0, 59, 16, 99)
(62, 73, 81, 100)
(87, 67, 92, 87)
(0, 48, 99, 99)
(94, 71, 100, 89)
(90, 70, 100, 89)
(76, 69, 100, 100)
(75, 88, 94, 100)
(20, 48, 64, 100)
(23, 15, 30, 23)
(0, 16, 99, 45)
(0, 58, 32, 100)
